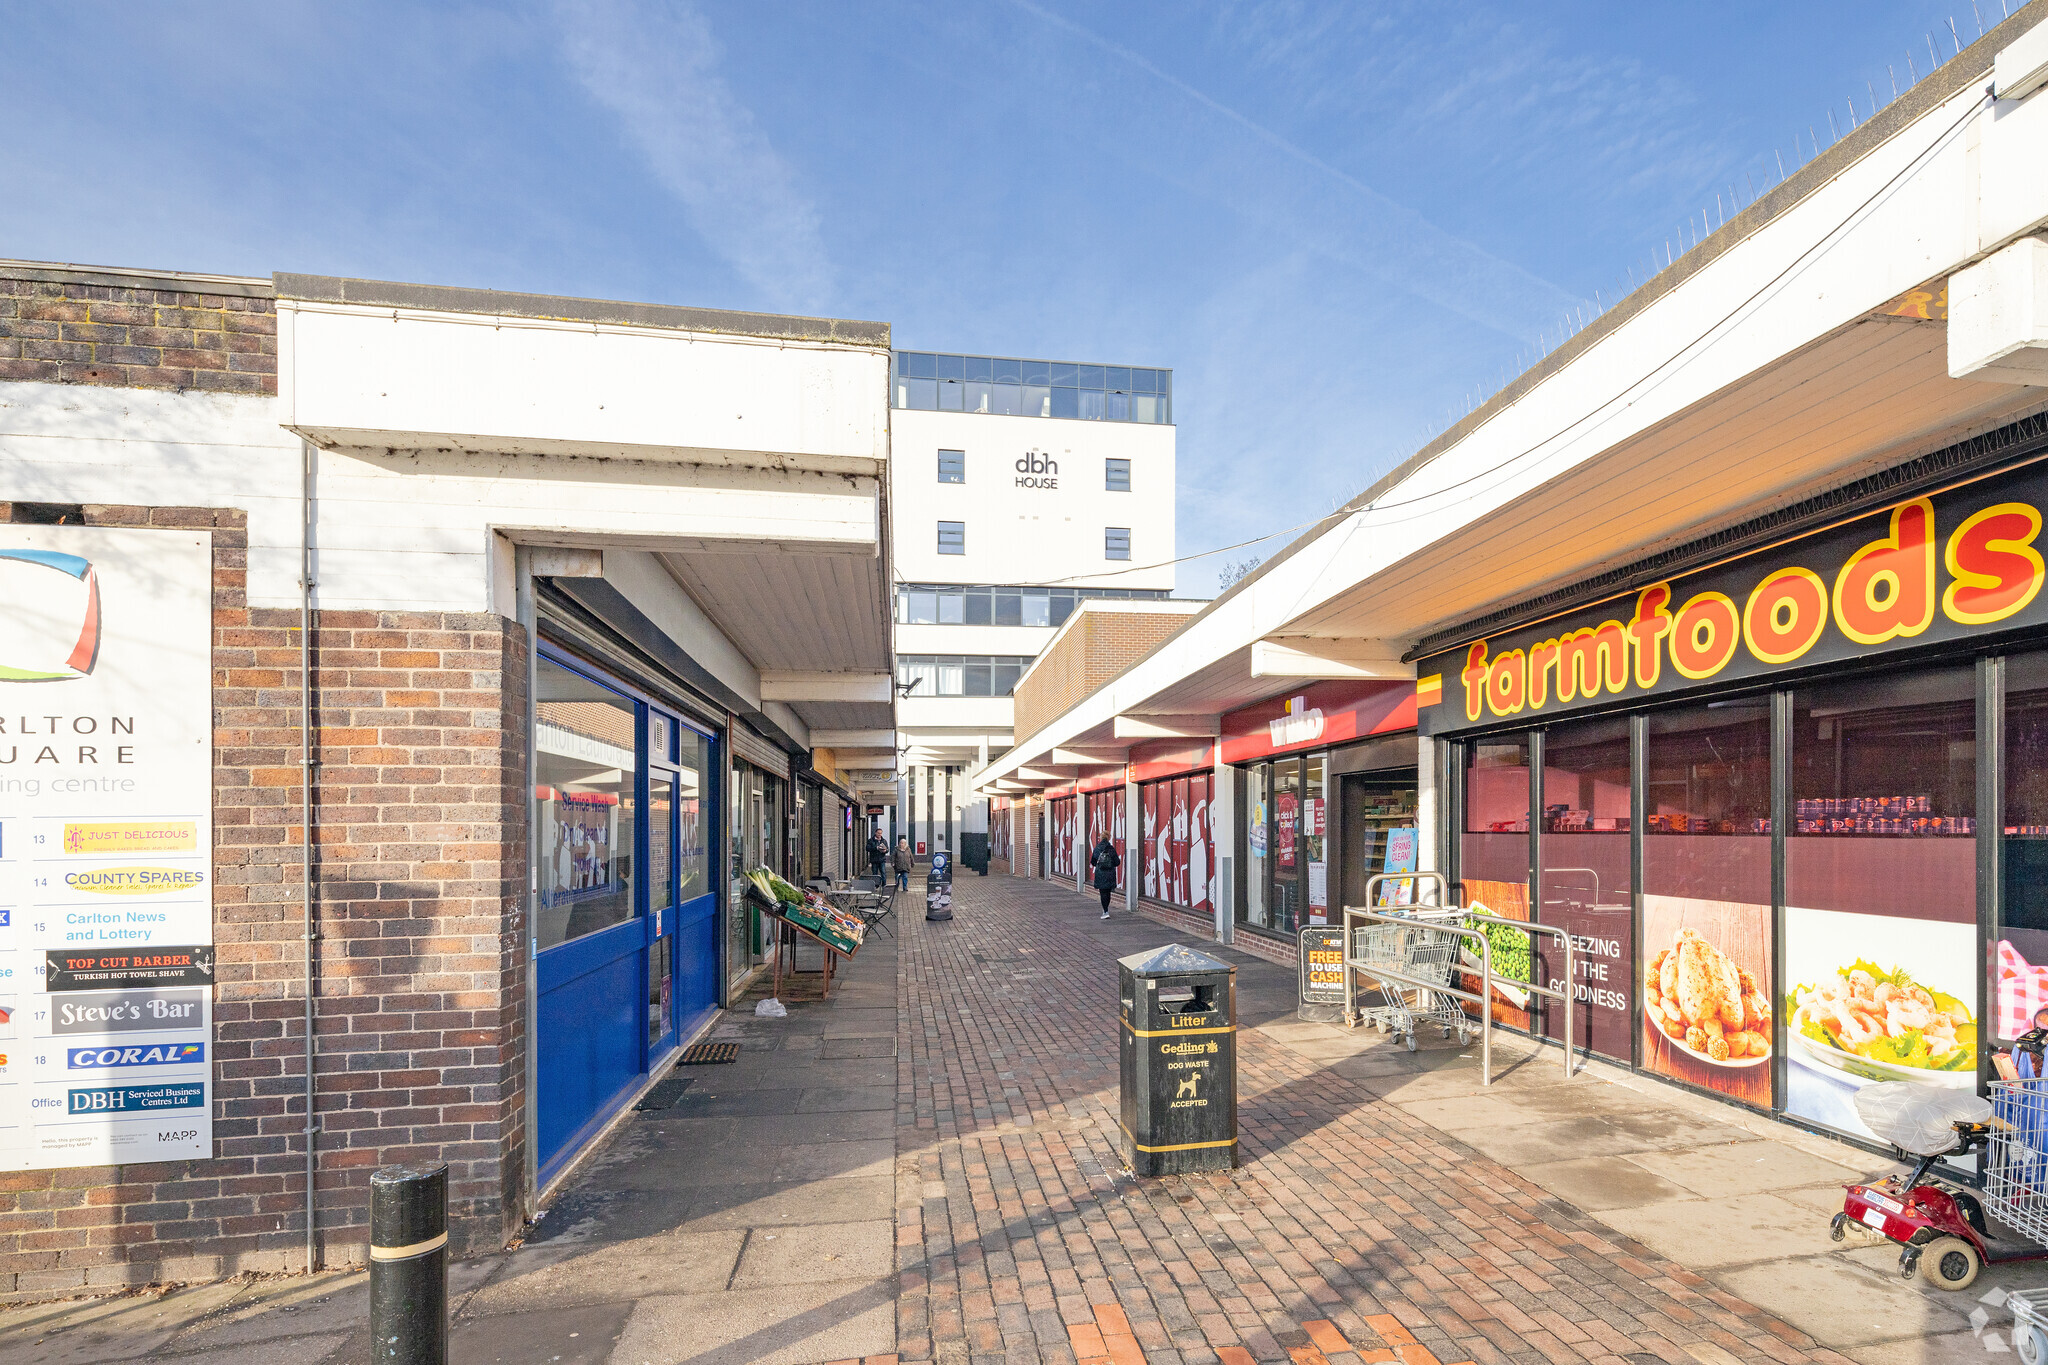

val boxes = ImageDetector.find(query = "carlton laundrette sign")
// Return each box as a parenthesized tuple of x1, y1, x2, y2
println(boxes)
(1414, 460, 2048, 734)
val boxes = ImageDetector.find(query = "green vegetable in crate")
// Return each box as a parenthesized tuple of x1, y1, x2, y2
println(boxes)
(759, 867, 806, 906)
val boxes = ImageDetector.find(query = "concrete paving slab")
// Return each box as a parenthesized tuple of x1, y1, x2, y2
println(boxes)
(666, 1086, 809, 1117)
(679, 1176, 894, 1233)
(142, 1331, 350, 1364)
(1593, 1191, 1838, 1266)
(0, 1282, 250, 1365)
(1515, 1155, 1699, 1211)
(818, 1037, 896, 1059)
(637, 1109, 895, 1144)
(1715, 1254, 1974, 1346)
(1844, 1329, 1993, 1365)
(462, 1231, 744, 1312)
(729, 1219, 894, 1287)
(158, 1270, 370, 1349)
(1392, 1094, 1558, 1132)
(794, 1086, 894, 1114)
(609, 1280, 894, 1365)
(1624, 1139, 1867, 1198)
(449, 1300, 633, 1365)
(771, 1137, 897, 1183)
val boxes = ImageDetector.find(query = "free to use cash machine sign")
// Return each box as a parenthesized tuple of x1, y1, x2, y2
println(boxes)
(0, 529, 213, 1168)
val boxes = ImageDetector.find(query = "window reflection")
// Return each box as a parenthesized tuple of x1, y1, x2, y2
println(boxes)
(891, 352, 1171, 422)
(896, 655, 1034, 696)
(536, 657, 639, 951)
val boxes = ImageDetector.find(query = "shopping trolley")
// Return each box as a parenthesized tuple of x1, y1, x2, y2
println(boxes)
(1348, 876, 1475, 1051)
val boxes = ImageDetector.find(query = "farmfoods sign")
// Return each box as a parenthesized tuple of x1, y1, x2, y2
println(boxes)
(1415, 459, 2048, 735)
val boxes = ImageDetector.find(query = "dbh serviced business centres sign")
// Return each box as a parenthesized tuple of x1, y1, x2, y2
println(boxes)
(0, 528, 214, 1170)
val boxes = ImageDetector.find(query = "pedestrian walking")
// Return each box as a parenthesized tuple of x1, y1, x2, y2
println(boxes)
(1089, 834, 1121, 919)
(892, 836, 914, 891)
(866, 830, 888, 880)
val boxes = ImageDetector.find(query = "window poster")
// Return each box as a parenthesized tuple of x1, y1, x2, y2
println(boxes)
(1784, 904, 1977, 1141)
(1376, 827, 1417, 906)
(1640, 895, 1773, 1109)
(0, 529, 214, 1169)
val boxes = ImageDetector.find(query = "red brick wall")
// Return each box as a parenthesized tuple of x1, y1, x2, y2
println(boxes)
(0, 273, 276, 395)
(0, 503, 525, 1296)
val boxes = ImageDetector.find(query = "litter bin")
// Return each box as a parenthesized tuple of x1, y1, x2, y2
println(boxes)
(925, 849, 954, 922)
(1118, 943, 1237, 1175)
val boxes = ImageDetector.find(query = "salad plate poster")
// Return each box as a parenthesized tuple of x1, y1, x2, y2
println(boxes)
(0, 528, 214, 1170)
(1784, 905, 1975, 1142)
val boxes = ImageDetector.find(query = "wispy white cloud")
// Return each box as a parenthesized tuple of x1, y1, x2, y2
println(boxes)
(554, 0, 832, 313)
(1008, 0, 1584, 347)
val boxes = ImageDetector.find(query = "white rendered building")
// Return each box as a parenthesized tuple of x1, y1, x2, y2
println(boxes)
(888, 350, 1176, 860)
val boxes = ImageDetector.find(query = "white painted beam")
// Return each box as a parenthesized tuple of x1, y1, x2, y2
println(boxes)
(1249, 637, 1414, 680)
(1016, 766, 1078, 782)
(1050, 747, 1127, 766)
(758, 672, 895, 703)
(810, 729, 897, 749)
(1112, 714, 1220, 739)
(1951, 237, 2048, 384)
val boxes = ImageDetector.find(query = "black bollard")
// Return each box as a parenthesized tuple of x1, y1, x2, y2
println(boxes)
(369, 1162, 449, 1365)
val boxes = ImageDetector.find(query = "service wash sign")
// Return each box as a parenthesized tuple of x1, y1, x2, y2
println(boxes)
(0, 528, 213, 1169)
(1413, 459, 2048, 736)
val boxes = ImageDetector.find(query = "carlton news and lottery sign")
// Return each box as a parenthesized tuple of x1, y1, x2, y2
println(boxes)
(1413, 460, 2048, 735)
(0, 529, 213, 1169)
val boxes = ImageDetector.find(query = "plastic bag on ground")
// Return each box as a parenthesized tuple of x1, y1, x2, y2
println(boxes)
(1854, 1081, 1992, 1155)
(754, 998, 788, 1018)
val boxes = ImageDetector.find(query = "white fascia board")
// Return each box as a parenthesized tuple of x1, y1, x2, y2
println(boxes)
(759, 673, 895, 702)
(761, 701, 810, 750)
(280, 300, 889, 470)
(1250, 638, 1413, 679)
(809, 729, 897, 748)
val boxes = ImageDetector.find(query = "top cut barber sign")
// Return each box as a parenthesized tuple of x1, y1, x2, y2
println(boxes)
(1414, 459, 2048, 735)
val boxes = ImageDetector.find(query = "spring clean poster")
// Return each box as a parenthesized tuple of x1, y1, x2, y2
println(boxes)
(0, 528, 214, 1169)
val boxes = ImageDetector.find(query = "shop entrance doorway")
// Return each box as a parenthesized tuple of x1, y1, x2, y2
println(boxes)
(534, 649, 719, 1184)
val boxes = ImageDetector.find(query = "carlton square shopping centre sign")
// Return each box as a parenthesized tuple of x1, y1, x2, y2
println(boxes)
(0, 528, 214, 1169)
(1413, 458, 2048, 736)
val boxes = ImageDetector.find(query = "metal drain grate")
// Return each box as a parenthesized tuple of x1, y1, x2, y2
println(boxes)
(678, 1042, 741, 1065)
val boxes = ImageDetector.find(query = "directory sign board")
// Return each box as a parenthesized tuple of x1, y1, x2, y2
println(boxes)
(0, 528, 213, 1168)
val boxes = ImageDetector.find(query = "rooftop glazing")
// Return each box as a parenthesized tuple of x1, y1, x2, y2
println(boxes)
(893, 351, 1172, 423)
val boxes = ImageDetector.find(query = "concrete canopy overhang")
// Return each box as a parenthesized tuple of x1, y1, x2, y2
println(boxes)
(276, 275, 897, 748)
(971, 10, 2048, 795)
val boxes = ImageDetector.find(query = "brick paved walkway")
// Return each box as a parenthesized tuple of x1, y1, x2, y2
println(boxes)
(895, 873, 1851, 1365)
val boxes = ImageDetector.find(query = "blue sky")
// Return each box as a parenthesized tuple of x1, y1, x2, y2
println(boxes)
(0, 1, 2015, 594)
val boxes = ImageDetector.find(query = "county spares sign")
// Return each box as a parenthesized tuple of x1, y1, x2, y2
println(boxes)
(1414, 459, 2048, 735)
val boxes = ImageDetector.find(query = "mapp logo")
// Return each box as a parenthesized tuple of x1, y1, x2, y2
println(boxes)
(66, 1082, 205, 1114)
(66, 1044, 204, 1070)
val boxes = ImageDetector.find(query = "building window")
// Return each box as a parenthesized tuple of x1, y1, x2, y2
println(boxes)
(1106, 458, 1131, 492)
(897, 655, 1034, 696)
(938, 450, 965, 484)
(895, 582, 1169, 624)
(892, 352, 1170, 424)
(938, 521, 966, 555)
(1106, 527, 1132, 560)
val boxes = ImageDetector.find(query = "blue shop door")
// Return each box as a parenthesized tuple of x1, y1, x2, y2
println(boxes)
(534, 654, 649, 1184)
(668, 721, 720, 1041)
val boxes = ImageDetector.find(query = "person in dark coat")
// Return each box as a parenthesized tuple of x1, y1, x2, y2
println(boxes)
(1089, 835, 1121, 919)
(866, 832, 888, 879)
(892, 837, 914, 890)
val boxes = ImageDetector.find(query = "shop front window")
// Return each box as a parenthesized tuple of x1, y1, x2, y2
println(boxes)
(1460, 737, 1532, 1033)
(1785, 665, 1978, 1143)
(1303, 755, 1328, 926)
(1270, 757, 1303, 935)
(1241, 764, 1270, 932)
(1641, 699, 1773, 1108)
(2004, 653, 2048, 1046)
(535, 657, 640, 951)
(1538, 717, 1632, 1059)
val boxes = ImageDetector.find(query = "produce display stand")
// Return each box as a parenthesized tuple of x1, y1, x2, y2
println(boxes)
(763, 905, 857, 1001)
(743, 869, 866, 1004)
